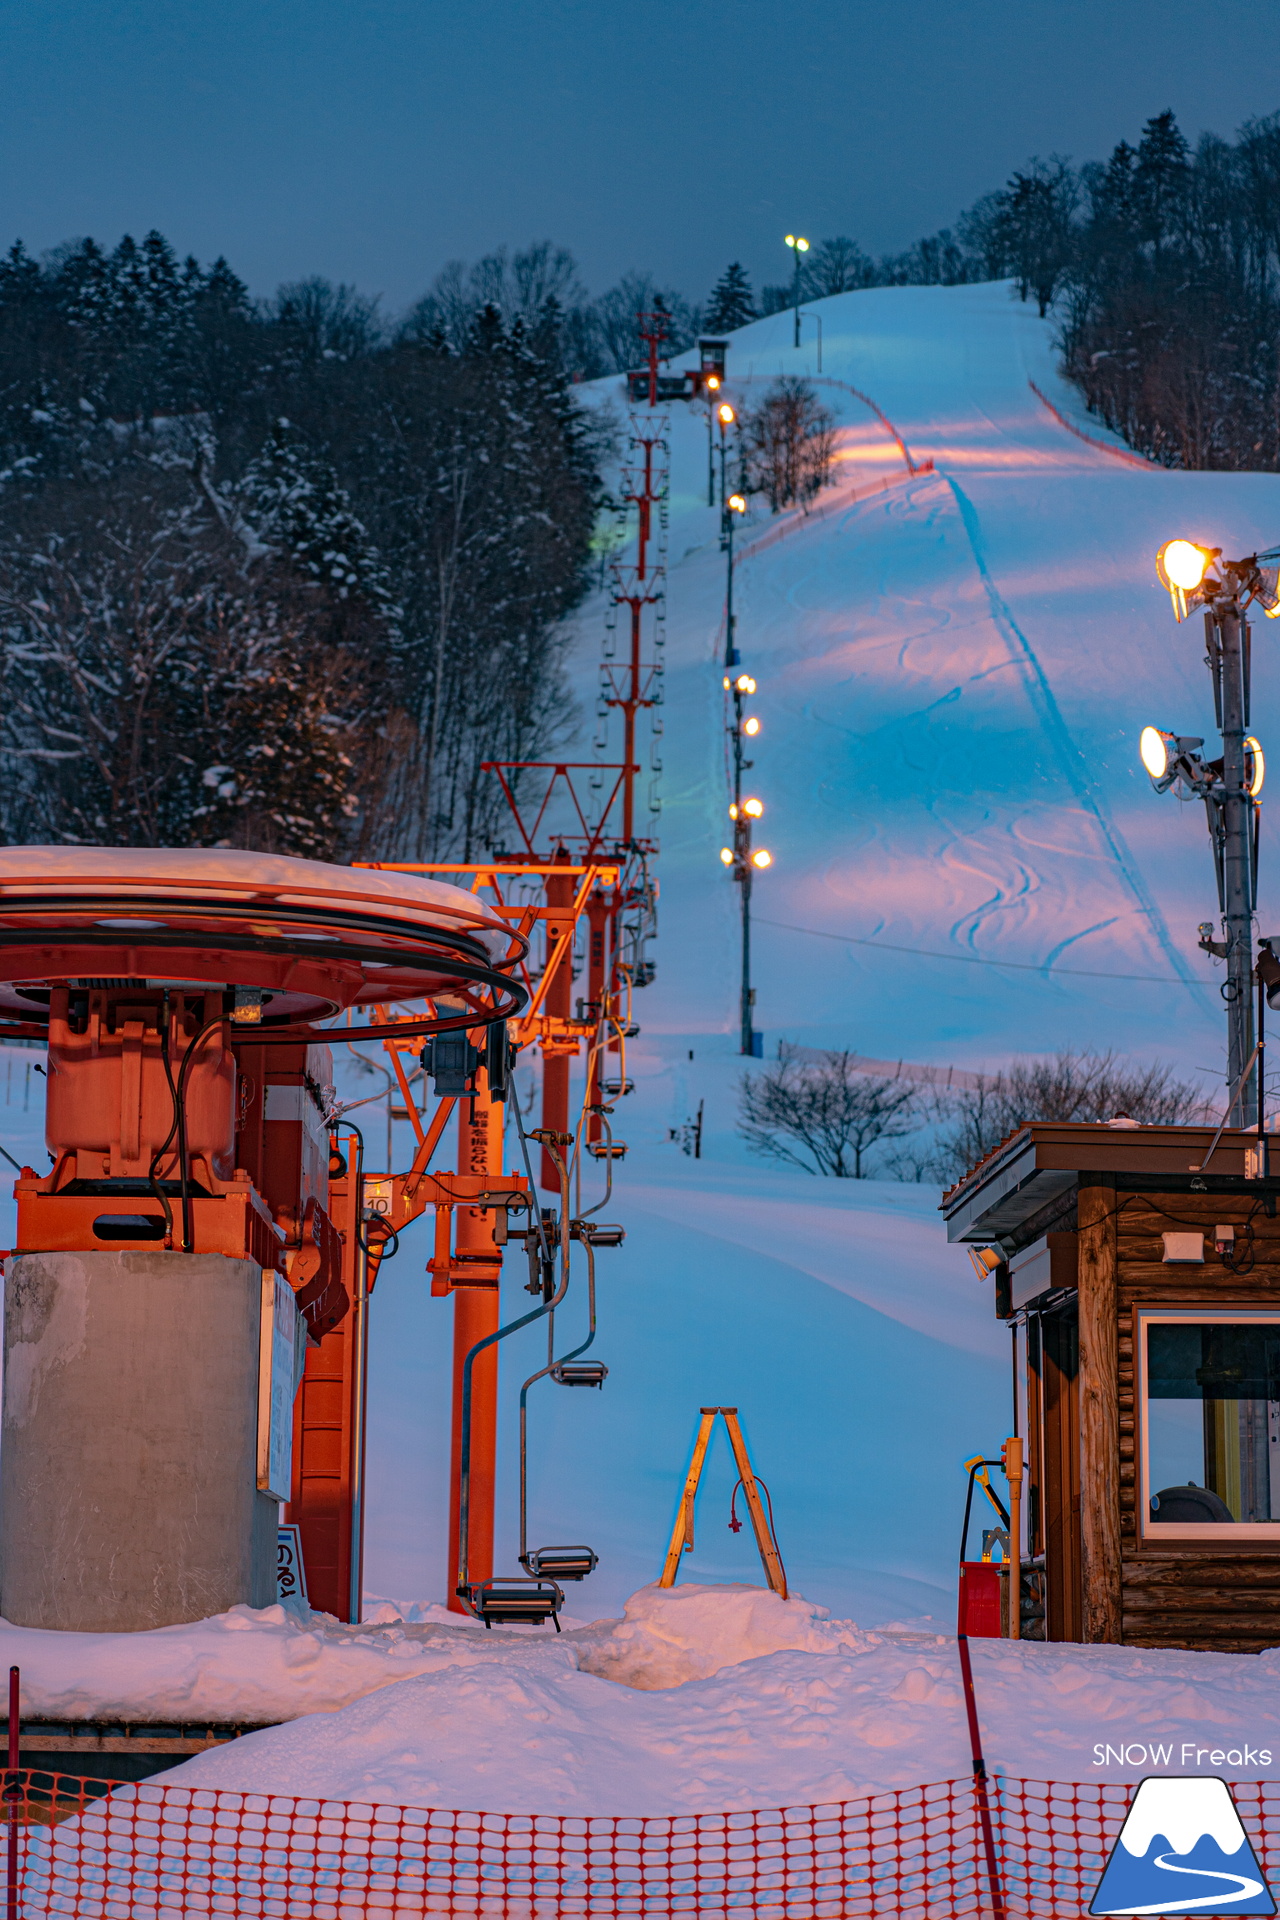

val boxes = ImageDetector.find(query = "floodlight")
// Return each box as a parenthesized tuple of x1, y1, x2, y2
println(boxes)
(706, 373, 721, 391)
(1256, 563, 1280, 618)
(751, 849, 772, 868)
(717, 403, 736, 425)
(743, 797, 764, 818)
(1156, 539, 1214, 593)
(728, 803, 739, 820)
(1246, 735, 1266, 798)
(722, 675, 731, 690)
(727, 493, 747, 513)
(719, 847, 733, 865)
(735, 674, 756, 693)
(1140, 726, 1172, 781)
(743, 716, 760, 736)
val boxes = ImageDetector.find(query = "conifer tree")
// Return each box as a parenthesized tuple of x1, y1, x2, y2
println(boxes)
(704, 263, 757, 332)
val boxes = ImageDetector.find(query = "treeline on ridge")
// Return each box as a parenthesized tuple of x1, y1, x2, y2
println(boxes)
(703, 110, 1280, 473)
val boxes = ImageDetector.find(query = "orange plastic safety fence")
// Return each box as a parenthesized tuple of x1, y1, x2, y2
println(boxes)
(0, 1770, 1276, 1917)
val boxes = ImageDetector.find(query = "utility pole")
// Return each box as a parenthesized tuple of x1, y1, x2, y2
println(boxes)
(1149, 539, 1279, 1123)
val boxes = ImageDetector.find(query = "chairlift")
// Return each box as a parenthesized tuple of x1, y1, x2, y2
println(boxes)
(587, 1140, 627, 1160)
(524, 1545, 599, 1582)
(519, 1193, 607, 1583)
(455, 1125, 577, 1631)
(601, 1078, 634, 1097)
(458, 1576, 564, 1629)
(570, 1220, 625, 1248)
(551, 1361, 608, 1388)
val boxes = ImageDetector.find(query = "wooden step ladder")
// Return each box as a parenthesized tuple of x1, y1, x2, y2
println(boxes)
(659, 1406, 787, 1598)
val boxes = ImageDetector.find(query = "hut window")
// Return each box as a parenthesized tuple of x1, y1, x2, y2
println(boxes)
(1140, 1312, 1280, 1536)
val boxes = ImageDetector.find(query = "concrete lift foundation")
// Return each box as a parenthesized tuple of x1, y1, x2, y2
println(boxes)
(1, 1250, 278, 1632)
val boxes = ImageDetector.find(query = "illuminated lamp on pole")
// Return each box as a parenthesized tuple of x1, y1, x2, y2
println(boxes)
(715, 401, 736, 509)
(784, 235, 810, 349)
(1147, 535, 1280, 1130)
(722, 795, 771, 1057)
(721, 490, 747, 668)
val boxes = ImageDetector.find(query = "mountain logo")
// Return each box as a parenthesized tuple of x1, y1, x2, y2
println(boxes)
(1089, 1776, 1274, 1915)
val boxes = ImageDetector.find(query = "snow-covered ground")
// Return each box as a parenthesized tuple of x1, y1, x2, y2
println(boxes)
(5, 1584, 1268, 1813)
(7, 281, 1280, 1813)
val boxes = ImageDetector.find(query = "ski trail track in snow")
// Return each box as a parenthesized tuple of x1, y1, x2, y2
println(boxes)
(86, 282, 1268, 1634)
(938, 469, 1197, 989)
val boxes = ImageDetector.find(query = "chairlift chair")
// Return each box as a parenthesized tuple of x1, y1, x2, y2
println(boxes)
(570, 1220, 625, 1248)
(601, 1078, 634, 1097)
(455, 1125, 579, 1632)
(458, 1576, 564, 1629)
(518, 1182, 611, 1586)
(551, 1361, 608, 1387)
(587, 1140, 627, 1160)
(524, 1545, 599, 1582)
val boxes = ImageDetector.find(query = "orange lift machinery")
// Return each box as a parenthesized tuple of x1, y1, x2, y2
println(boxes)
(356, 752, 653, 1620)
(0, 846, 528, 1626)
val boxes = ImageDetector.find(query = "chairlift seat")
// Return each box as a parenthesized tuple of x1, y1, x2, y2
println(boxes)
(525, 1544, 599, 1582)
(601, 1078, 634, 1096)
(457, 1577, 564, 1630)
(551, 1362, 609, 1388)
(587, 1141, 628, 1160)
(577, 1222, 625, 1247)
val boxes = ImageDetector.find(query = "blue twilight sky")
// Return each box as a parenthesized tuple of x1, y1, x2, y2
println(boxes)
(1, 0, 1278, 316)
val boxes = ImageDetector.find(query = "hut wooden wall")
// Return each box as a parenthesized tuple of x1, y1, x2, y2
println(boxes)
(1098, 1183, 1280, 1652)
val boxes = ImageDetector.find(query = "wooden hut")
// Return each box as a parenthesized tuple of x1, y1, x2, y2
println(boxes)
(943, 1121, 1280, 1651)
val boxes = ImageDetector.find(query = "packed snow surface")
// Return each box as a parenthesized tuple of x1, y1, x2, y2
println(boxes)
(140, 1585, 1280, 1815)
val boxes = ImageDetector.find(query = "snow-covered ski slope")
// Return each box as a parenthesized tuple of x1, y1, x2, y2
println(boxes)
(10, 283, 1280, 1640)
(581, 280, 1280, 1072)
(358, 283, 1280, 1629)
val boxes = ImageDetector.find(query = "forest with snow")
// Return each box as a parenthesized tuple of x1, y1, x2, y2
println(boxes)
(2, 107, 1279, 868)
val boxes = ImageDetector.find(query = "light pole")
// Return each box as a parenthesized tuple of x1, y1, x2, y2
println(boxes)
(716, 401, 736, 508)
(784, 235, 809, 350)
(721, 795, 770, 1056)
(717, 488, 771, 1054)
(1147, 537, 1280, 1124)
(722, 489, 746, 666)
(704, 371, 722, 507)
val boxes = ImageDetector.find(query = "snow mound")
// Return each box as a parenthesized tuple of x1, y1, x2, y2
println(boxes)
(158, 1623, 1280, 1815)
(0, 1584, 863, 1725)
(573, 1581, 874, 1688)
(0, 1602, 583, 1724)
(158, 1640, 939, 1815)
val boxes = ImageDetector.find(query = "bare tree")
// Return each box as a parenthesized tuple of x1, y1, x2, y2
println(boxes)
(741, 377, 836, 512)
(804, 237, 875, 296)
(738, 1043, 920, 1177)
(938, 1047, 1214, 1182)
(402, 243, 588, 353)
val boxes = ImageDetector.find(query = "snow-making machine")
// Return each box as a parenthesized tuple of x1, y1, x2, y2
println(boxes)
(0, 846, 527, 1633)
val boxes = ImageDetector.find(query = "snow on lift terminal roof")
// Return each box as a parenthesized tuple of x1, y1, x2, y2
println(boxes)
(0, 846, 528, 1042)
